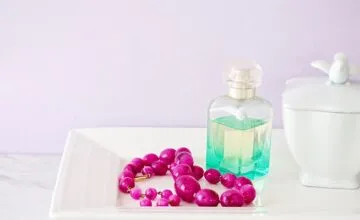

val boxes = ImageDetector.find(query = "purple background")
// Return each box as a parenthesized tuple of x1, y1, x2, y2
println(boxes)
(1, 0, 360, 153)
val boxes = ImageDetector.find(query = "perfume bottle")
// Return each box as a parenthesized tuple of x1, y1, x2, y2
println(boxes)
(206, 61, 272, 181)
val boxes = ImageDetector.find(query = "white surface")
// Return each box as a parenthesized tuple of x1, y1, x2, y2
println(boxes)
(49, 128, 360, 219)
(283, 109, 360, 189)
(0, 155, 59, 220)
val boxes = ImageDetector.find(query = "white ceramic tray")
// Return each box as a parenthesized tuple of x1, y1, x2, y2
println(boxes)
(50, 128, 360, 219)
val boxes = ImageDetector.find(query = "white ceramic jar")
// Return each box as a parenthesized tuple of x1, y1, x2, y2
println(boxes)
(282, 53, 360, 189)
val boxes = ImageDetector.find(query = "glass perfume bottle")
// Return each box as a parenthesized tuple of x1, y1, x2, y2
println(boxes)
(206, 61, 272, 181)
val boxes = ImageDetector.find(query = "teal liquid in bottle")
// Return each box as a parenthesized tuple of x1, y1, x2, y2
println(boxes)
(206, 116, 271, 180)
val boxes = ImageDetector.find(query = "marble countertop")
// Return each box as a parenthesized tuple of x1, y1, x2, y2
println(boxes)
(0, 155, 60, 220)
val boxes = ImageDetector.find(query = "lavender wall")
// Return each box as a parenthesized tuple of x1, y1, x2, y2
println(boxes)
(1, 0, 360, 153)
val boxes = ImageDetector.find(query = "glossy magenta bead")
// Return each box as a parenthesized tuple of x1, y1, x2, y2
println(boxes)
(239, 184, 256, 204)
(169, 162, 177, 171)
(234, 176, 253, 191)
(174, 175, 201, 203)
(119, 170, 134, 180)
(171, 164, 192, 180)
(141, 166, 155, 178)
(156, 198, 169, 206)
(131, 158, 144, 173)
(194, 189, 219, 207)
(175, 147, 191, 156)
(192, 165, 204, 180)
(140, 198, 152, 206)
(130, 188, 142, 200)
(168, 194, 181, 206)
(123, 164, 137, 174)
(220, 173, 236, 188)
(143, 153, 159, 166)
(220, 189, 244, 207)
(175, 152, 194, 167)
(159, 148, 176, 165)
(160, 189, 173, 200)
(145, 187, 158, 200)
(151, 160, 168, 176)
(204, 169, 221, 184)
(118, 177, 135, 193)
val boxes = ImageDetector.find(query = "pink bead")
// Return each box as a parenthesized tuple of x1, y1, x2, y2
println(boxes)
(174, 175, 200, 203)
(234, 176, 253, 191)
(160, 189, 173, 199)
(118, 170, 134, 181)
(220, 189, 244, 207)
(130, 158, 144, 173)
(168, 194, 181, 206)
(175, 152, 194, 167)
(141, 166, 155, 178)
(143, 153, 159, 166)
(220, 173, 236, 188)
(151, 160, 168, 176)
(175, 147, 191, 156)
(239, 184, 256, 204)
(123, 164, 136, 174)
(118, 177, 135, 193)
(159, 148, 176, 165)
(145, 187, 158, 200)
(171, 164, 192, 180)
(130, 188, 142, 200)
(195, 189, 219, 207)
(192, 165, 204, 180)
(140, 198, 152, 207)
(204, 169, 221, 184)
(169, 162, 177, 171)
(156, 198, 169, 206)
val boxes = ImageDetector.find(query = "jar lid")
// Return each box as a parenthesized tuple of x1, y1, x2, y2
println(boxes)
(282, 53, 360, 113)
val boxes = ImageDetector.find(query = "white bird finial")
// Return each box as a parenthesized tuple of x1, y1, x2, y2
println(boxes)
(311, 52, 359, 85)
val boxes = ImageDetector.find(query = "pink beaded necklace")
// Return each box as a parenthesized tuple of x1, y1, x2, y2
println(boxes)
(118, 147, 256, 207)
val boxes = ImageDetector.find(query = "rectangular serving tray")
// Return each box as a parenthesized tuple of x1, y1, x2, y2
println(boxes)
(50, 128, 360, 219)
